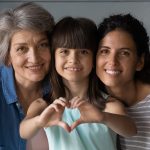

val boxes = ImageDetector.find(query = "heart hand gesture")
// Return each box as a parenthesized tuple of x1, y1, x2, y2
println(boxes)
(70, 97, 104, 130)
(37, 97, 71, 132)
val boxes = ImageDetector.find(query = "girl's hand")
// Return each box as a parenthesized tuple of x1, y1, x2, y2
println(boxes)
(37, 97, 71, 132)
(70, 97, 104, 130)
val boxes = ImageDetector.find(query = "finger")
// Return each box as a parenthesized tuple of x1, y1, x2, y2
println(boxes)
(59, 97, 70, 108)
(41, 104, 54, 115)
(75, 100, 86, 108)
(71, 99, 86, 109)
(58, 121, 71, 132)
(58, 97, 67, 102)
(50, 103, 62, 112)
(70, 96, 81, 108)
(70, 119, 81, 131)
(38, 106, 55, 126)
(40, 105, 56, 121)
(42, 103, 61, 116)
(53, 98, 67, 107)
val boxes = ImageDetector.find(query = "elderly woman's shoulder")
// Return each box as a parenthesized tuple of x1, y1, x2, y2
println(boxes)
(0, 65, 4, 76)
(0, 65, 12, 74)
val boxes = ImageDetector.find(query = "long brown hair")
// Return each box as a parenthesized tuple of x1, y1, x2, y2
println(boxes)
(49, 17, 105, 110)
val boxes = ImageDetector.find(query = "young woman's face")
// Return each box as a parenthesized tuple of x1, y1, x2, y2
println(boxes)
(55, 48, 93, 83)
(9, 30, 51, 84)
(96, 30, 143, 88)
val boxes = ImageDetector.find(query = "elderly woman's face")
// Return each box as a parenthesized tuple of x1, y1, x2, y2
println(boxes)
(9, 30, 51, 84)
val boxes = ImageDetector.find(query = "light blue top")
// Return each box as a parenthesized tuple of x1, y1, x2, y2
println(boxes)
(0, 65, 50, 150)
(45, 108, 117, 150)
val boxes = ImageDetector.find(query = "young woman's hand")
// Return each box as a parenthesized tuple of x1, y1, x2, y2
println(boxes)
(36, 97, 71, 132)
(70, 97, 104, 130)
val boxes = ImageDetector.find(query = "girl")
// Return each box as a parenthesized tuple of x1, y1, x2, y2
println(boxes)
(20, 17, 136, 150)
(96, 14, 150, 150)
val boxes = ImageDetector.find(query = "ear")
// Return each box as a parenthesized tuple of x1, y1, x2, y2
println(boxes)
(136, 54, 144, 71)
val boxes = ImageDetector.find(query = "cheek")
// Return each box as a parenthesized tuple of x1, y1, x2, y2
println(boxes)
(96, 54, 101, 64)
(96, 60, 103, 76)
(96, 58, 102, 70)
(96, 67, 101, 78)
(43, 52, 51, 62)
(87, 57, 93, 67)
(126, 63, 137, 75)
(55, 59, 62, 73)
(10, 57, 23, 67)
(87, 62, 93, 73)
(55, 64, 59, 73)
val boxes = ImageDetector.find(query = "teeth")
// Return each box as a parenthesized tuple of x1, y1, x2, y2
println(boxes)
(66, 67, 81, 71)
(106, 70, 121, 75)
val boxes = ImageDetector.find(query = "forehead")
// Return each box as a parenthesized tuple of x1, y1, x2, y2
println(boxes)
(11, 30, 48, 44)
(100, 30, 136, 50)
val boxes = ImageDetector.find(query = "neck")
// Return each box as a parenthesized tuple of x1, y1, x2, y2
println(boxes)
(64, 79, 89, 100)
(106, 80, 150, 106)
(106, 81, 138, 106)
(15, 79, 42, 113)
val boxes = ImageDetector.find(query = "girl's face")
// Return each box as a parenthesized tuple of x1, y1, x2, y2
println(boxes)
(96, 30, 144, 88)
(9, 30, 51, 85)
(55, 48, 93, 83)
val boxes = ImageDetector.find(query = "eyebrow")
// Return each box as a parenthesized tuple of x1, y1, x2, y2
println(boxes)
(13, 43, 27, 46)
(99, 46, 110, 49)
(99, 46, 131, 51)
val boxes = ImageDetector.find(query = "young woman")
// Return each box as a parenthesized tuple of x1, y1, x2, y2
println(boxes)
(20, 17, 136, 150)
(96, 14, 150, 150)
(0, 2, 54, 150)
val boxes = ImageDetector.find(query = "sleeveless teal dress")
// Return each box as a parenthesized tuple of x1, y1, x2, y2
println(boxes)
(44, 108, 117, 150)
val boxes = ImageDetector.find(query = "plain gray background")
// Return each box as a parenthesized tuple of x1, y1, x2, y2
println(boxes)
(0, 0, 150, 36)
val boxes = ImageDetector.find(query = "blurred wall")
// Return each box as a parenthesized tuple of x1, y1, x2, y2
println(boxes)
(0, 1, 150, 35)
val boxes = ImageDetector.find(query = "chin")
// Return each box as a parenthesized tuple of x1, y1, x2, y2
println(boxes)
(29, 75, 45, 82)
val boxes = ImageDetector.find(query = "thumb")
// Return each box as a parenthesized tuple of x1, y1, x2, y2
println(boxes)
(70, 119, 82, 131)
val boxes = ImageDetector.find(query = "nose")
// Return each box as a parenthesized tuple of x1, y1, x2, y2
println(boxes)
(28, 48, 39, 63)
(68, 51, 79, 64)
(107, 52, 119, 66)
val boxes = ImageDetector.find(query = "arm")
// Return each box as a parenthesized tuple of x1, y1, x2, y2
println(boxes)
(102, 97, 137, 137)
(20, 97, 71, 139)
(70, 97, 137, 137)
(20, 98, 48, 139)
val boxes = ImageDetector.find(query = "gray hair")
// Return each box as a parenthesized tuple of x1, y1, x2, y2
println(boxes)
(0, 2, 54, 65)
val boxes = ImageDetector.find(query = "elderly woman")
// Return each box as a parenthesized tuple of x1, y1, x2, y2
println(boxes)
(0, 2, 54, 150)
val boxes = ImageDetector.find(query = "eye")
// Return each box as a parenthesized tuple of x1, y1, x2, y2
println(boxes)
(16, 46, 28, 53)
(98, 48, 109, 56)
(38, 41, 49, 49)
(59, 48, 69, 55)
(80, 49, 89, 55)
(119, 49, 130, 57)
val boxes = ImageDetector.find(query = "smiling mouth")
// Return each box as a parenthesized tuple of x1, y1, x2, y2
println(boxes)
(105, 69, 121, 75)
(65, 67, 82, 72)
(26, 64, 43, 70)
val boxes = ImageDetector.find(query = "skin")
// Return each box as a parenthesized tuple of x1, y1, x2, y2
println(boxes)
(55, 48, 93, 84)
(9, 30, 51, 86)
(55, 48, 93, 98)
(96, 29, 143, 88)
(20, 48, 136, 140)
(9, 29, 51, 113)
(96, 29, 149, 106)
(20, 96, 136, 139)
